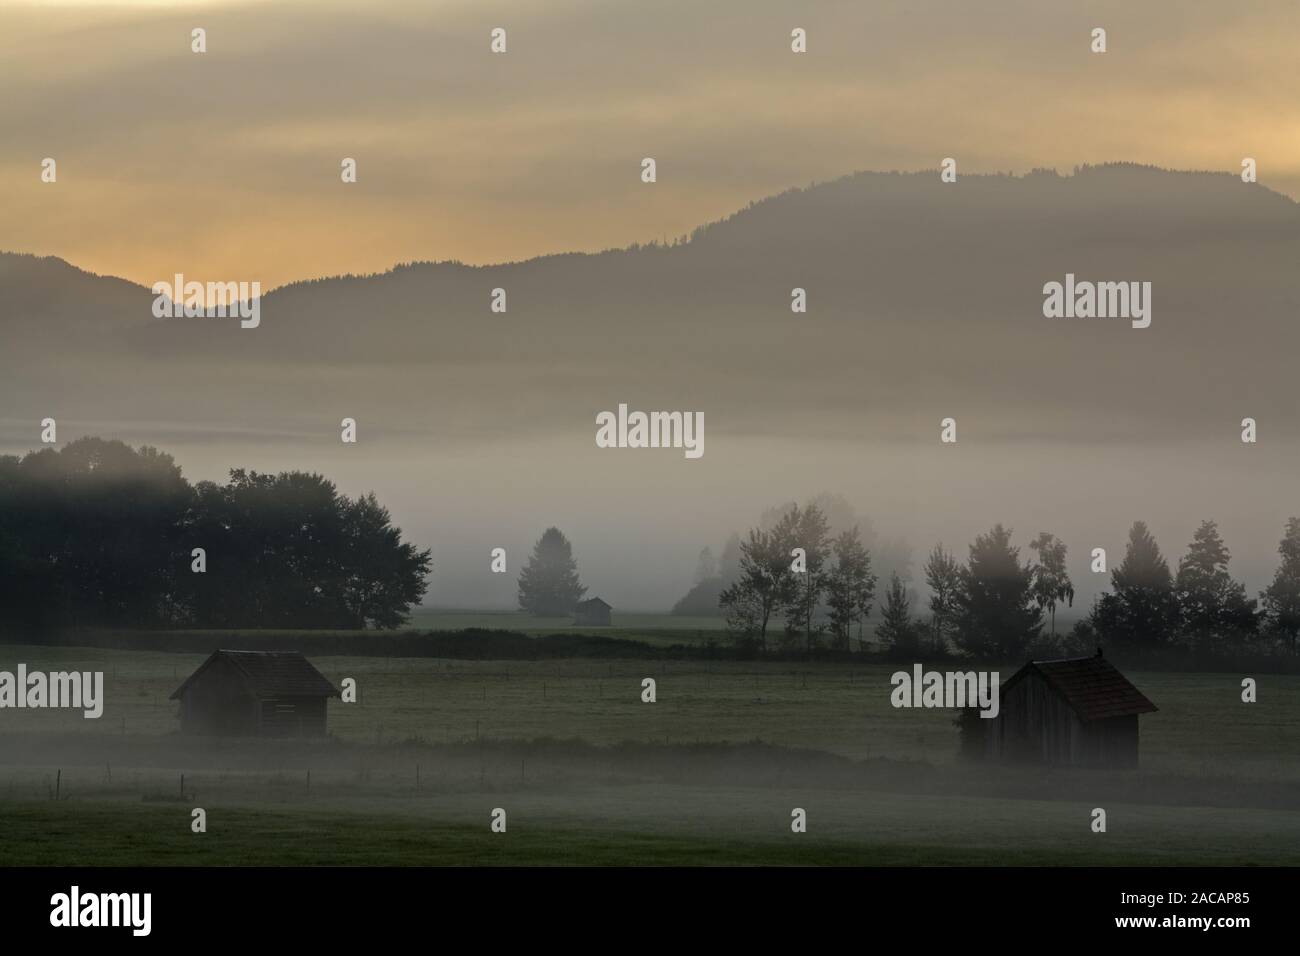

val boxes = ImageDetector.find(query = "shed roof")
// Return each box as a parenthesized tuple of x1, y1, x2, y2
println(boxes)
(1002, 653, 1157, 722)
(575, 597, 611, 609)
(169, 650, 340, 701)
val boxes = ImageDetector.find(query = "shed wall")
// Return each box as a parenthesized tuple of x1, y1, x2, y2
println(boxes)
(990, 672, 1142, 768)
(989, 670, 1079, 763)
(258, 696, 328, 737)
(178, 657, 257, 735)
(177, 660, 330, 737)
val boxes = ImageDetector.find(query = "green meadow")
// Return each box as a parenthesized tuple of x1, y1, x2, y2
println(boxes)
(0, 632, 1296, 866)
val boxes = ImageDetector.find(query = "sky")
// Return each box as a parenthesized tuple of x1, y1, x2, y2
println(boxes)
(2, 0, 1298, 289)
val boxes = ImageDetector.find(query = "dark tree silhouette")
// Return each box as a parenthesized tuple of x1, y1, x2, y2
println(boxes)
(782, 504, 831, 652)
(825, 526, 876, 651)
(1261, 517, 1300, 651)
(953, 524, 1041, 660)
(179, 469, 430, 629)
(0, 438, 191, 631)
(719, 509, 800, 651)
(923, 543, 962, 654)
(1091, 520, 1178, 649)
(1029, 531, 1074, 639)
(1174, 520, 1258, 648)
(0, 439, 430, 632)
(517, 527, 586, 616)
(875, 573, 920, 658)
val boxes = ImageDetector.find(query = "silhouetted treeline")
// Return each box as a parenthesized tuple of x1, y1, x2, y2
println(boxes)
(719, 502, 876, 652)
(0, 438, 430, 633)
(1076, 518, 1299, 657)
(721, 506, 1300, 661)
(678, 494, 911, 618)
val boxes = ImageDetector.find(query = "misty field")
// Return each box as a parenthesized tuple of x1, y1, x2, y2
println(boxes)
(410, 608, 729, 631)
(2, 787, 1295, 867)
(0, 643, 1296, 865)
(407, 608, 1093, 642)
(3, 644, 1295, 778)
(408, 609, 730, 647)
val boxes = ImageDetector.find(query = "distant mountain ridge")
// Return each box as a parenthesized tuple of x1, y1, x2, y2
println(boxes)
(3, 164, 1298, 445)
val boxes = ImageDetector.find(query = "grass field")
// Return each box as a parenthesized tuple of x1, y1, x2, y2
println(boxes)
(1, 640, 1296, 865)
(4, 644, 1296, 780)
(410, 608, 726, 632)
(407, 608, 729, 648)
(2, 788, 1295, 866)
(63, 610, 732, 653)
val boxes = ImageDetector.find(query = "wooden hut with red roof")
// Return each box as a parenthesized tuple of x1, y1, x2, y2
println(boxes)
(988, 649, 1157, 768)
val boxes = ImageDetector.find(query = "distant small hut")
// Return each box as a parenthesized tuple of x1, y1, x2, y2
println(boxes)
(169, 650, 340, 737)
(573, 597, 612, 627)
(987, 650, 1157, 768)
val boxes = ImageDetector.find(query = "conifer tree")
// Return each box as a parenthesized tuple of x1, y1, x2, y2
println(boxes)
(1261, 517, 1300, 652)
(517, 527, 586, 616)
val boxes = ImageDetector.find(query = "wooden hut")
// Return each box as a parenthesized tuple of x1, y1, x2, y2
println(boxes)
(987, 650, 1156, 768)
(169, 650, 339, 737)
(573, 597, 612, 626)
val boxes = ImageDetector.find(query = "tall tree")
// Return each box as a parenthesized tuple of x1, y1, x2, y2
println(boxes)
(1028, 532, 1074, 638)
(923, 543, 962, 654)
(719, 510, 799, 651)
(517, 527, 586, 616)
(825, 526, 876, 651)
(718, 581, 763, 641)
(182, 469, 430, 628)
(1261, 517, 1300, 652)
(1091, 521, 1178, 649)
(1174, 520, 1258, 647)
(0, 438, 192, 631)
(875, 573, 920, 657)
(339, 492, 433, 629)
(782, 504, 832, 651)
(953, 524, 1041, 659)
